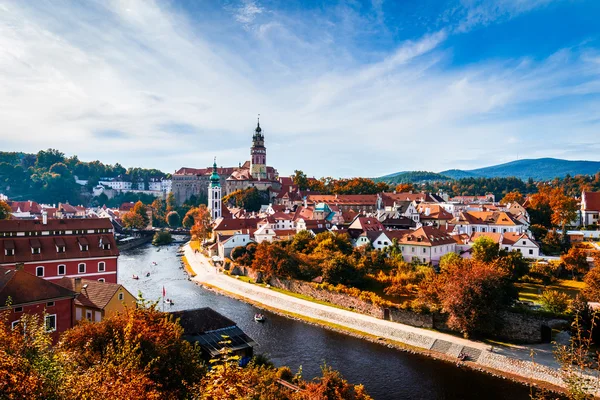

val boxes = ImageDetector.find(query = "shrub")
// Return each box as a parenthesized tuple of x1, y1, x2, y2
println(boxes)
(540, 290, 570, 314)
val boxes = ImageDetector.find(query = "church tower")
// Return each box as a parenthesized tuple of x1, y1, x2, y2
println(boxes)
(250, 117, 267, 180)
(208, 158, 222, 220)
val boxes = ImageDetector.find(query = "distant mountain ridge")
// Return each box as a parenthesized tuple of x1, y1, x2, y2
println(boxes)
(377, 158, 600, 182)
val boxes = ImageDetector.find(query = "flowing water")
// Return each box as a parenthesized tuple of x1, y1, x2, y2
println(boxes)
(118, 242, 534, 400)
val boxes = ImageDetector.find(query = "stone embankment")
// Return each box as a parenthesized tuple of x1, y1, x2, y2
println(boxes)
(184, 244, 571, 392)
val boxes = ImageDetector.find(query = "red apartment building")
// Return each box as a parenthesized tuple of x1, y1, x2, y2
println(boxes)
(0, 266, 76, 341)
(0, 217, 120, 283)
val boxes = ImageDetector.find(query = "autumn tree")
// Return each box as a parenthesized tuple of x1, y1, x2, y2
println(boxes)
(471, 236, 499, 263)
(58, 305, 204, 399)
(0, 200, 11, 220)
(429, 259, 516, 337)
(151, 198, 166, 227)
(561, 247, 589, 279)
(122, 211, 146, 230)
(252, 241, 300, 279)
(166, 191, 177, 212)
(394, 183, 414, 193)
(583, 267, 600, 302)
(189, 204, 212, 243)
(132, 201, 150, 227)
(500, 190, 524, 205)
(549, 188, 578, 239)
(0, 312, 59, 399)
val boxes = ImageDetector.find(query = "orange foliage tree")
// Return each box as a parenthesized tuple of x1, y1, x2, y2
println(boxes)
(394, 183, 414, 193)
(189, 204, 213, 243)
(422, 259, 515, 337)
(500, 190, 524, 205)
(58, 305, 204, 399)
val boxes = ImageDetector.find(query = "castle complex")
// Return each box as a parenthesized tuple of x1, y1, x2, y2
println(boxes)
(171, 119, 280, 205)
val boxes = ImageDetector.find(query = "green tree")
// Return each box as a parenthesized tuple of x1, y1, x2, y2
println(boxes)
(471, 236, 499, 263)
(292, 170, 309, 190)
(166, 192, 177, 212)
(35, 148, 65, 169)
(166, 211, 181, 227)
(152, 230, 173, 245)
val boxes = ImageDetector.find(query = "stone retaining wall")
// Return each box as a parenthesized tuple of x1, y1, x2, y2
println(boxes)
(250, 275, 555, 343)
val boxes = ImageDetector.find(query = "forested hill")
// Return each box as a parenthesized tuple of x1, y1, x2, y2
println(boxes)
(439, 158, 600, 181)
(0, 149, 167, 205)
(378, 158, 600, 182)
(372, 171, 450, 184)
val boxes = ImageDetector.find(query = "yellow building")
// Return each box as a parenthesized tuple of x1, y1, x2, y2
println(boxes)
(57, 277, 136, 323)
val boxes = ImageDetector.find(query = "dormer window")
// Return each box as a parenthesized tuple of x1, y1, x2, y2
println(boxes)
(30, 239, 41, 255)
(5, 248, 14, 256)
(78, 237, 89, 251)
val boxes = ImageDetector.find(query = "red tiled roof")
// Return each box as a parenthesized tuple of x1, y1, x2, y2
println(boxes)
(416, 204, 453, 220)
(0, 234, 118, 264)
(8, 201, 42, 214)
(348, 217, 384, 232)
(583, 191, 600, 212)
(389, 226, 456, 246)
(56, 278, 129, 309)
(381, 192, 433, 206)
(59, 203, 78, 213)
(451, 211, 521, 226)
(0, 217, 113, 233)
(0, 266, 76, 307)
(213, 218, 261, 232)
(307, 194, 378, 206)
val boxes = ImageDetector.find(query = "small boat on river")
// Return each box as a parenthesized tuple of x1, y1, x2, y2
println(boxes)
(132, 275, 139, 280)
(164, 298, 174, 306)
(146, 272, 150, 277)
(254, 313, 265, 322)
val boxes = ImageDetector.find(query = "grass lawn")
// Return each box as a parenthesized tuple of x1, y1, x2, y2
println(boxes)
(516, 279, 585, 304)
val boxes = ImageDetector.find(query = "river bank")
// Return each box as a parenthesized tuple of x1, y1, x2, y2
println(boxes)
(183, 244, 570, 395)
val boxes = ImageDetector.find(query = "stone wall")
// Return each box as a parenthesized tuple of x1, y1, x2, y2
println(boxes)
(239, 273, 555, 343)
(269, 277, 384, 318)
(230, 265, 264, 283)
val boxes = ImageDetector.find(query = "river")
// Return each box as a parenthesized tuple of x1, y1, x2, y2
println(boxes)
(118, 243, 533, 400)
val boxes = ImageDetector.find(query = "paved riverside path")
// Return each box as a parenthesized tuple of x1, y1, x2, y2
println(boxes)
(184, 245, 565, 389)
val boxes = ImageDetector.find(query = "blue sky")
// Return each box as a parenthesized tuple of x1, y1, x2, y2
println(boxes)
(1, 0, 599, 178)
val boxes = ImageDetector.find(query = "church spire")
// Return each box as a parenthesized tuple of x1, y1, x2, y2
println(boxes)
(210, 157, 220, 187)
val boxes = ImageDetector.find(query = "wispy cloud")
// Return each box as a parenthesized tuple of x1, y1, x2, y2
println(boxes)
(0, 0, 598, 177)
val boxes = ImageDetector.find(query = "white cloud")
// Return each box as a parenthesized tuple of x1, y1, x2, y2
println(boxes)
(0, 0, 598, 178)
(234, 0, 264, 25)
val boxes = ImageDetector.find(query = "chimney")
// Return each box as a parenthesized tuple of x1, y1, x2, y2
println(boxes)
(289, 186, 293, 193)
(42, 210, 48, 225)
(74, 277, 82, 292)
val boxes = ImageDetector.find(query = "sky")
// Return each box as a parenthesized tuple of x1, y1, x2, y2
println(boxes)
(1, 0, 600, 178)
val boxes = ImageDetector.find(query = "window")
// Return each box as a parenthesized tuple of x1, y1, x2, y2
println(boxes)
(11, 320, 19, 330)
(5, 249, 14, 256)
(522, 241, 526, 245)
(377, 241, 382, 245)
(45, 315, 56, 332)
(14, 307, 23, 313)
(36, 266, 44, 277)
(86, 311, 93, 321)
(78, 263, 86, 273)
(422, 248, 426, 254)
(98, 262, 105, 272)
(118, 292, 124, 301)
(46, 301, 54, 307)
(32, 247, 40, 254)
(102, 243, 111, 250)
(57, 245, 65, 253)
(57, 265, 66, 275)
(529, 249, 534, 255)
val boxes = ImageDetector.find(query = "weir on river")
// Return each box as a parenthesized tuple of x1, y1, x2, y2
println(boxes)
(118, 242, 533, 400)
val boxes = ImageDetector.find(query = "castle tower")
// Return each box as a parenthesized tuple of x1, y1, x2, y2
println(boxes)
(208, 158, 222, 220)
(250, 117, 267, 180)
